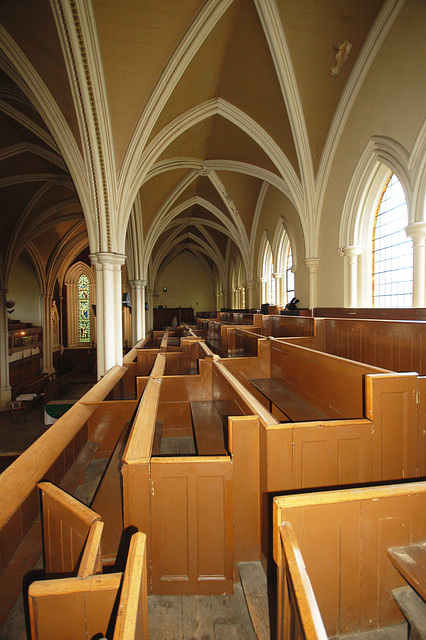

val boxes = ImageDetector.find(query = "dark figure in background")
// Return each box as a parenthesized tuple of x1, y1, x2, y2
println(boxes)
(285, 297, 299, 310)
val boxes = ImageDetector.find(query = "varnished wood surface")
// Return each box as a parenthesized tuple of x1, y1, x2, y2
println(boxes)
(388, 542, 426, 601)
(190, 401, 227, 455)
(250, 378, 328, 422)
(147, 587, 256, 639)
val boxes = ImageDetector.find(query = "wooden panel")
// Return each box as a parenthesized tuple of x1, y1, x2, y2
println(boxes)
(366, 373, 418, 480)
(265, 425, 294, 492)
(323, 318, 426, 375)
(270, 340, 381, 419)
(292, 421, 372, 489)
(114, 532, 148, 640)
(87, 400, 137, 456)
(38, 482, 101, 577)
(150, 457, 233, 595)
(28, 573, 122, 640)
(157, 401, 193, 439)
(229, 416, 261, 562)
(273, 483, 426, 637)
(417, 376, 426, 475)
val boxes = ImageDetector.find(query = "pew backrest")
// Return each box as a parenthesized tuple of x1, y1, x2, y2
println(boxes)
(277, 521, 328, 640)
(113, 531, 148, 639)
(273, 482, 426, 638)
(28, 531, 148, 640)
(38, 481, 101, 577)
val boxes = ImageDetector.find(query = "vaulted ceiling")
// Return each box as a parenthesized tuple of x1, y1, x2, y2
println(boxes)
(0, 0, 386, 290)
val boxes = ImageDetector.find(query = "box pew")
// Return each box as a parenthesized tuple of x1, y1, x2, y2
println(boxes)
(38, 481, 103, 578)
(273, 482, 426, 638)
(276, 521, 328, 640)
(262, 314, 316, 339)
(0, 364, 132, 630)
(180, 336, 215, 373)
(279, 316, 426, 376)
(120, 337, 150, 398)
(228, 326, 263, 357)
(122, 355, 279, 594)
(28, 531, 148, 640)
(222, 338, 421, 484)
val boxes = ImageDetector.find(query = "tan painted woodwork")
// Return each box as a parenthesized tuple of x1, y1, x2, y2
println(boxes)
(0, 365, 126, 581)
(150, 457, 234, 595)
(113, 531, 149, 640)
(28, 532, 148, 640)
(273, 482, 426, 637)
(78, 520, 104, 579)
(388, 542, 426, 601)
(277, 522, 328, 640)
(38, 481, 101, 577)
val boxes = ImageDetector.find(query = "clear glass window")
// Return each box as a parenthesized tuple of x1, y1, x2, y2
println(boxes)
(372, 174, 412, 307)
(286, 246, 295, 304)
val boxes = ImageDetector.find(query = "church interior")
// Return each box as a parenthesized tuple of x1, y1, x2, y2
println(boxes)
(0, 0, 426, 638)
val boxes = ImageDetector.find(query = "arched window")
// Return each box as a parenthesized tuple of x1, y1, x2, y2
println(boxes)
(78, 274, 91, 342)
(286, 245, 295, 304)
(270, 257, 276, 305)
(372, 174, 412, 307)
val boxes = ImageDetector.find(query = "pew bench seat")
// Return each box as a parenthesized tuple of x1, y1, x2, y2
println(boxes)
(249, 378, 328, 422)
(190, 401, 227, 455)
(392, 587, 426, 640)
(388, 542, 426, 602)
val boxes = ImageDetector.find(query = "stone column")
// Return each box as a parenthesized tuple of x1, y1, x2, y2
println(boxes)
(91, 253, 123, 376)
(304, 258, 320, 310)
(59, 293, 64, 353)
(405, 223, 426, 307)
(113, 254, 126, 364)
(146, 289, 154, 333)
(130, 279, 146, 343)
(273, 272, 283, 306)
(0, 290, 11, 411)
(91, 257, 104, 376)
(342, 246, 362, 308)
(258, 278, 267, 306)
(40, 292, 55, 374)
(245, 280, 254, 309)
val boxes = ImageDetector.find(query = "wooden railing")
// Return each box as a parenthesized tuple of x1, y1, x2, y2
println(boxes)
(277, 522, 328, 640)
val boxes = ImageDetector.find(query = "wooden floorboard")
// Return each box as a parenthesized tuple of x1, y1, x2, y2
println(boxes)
(182, 595, 215, 638)
(148, 590, 256, 640)
(239, 561, 270, 640)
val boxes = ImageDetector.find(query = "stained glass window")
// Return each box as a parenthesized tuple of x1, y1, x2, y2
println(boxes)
(372, 174, 412, 307)
(78, 274, 90, 342)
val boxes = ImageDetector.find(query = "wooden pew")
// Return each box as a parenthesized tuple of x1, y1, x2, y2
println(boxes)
(0, 364, 134, 630)
(28, 531, 148, 640)
(221, 337, 422, 484)
(277, 521, 328, 640)
(273, 481, 426, 638)
(38, 481, 103, 577)
(122, 355, 278, 594)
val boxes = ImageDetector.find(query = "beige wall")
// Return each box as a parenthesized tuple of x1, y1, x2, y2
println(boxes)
(318, 0, 426, 307)
(9, 261, 41, 326)
(155, 252, 214, 312)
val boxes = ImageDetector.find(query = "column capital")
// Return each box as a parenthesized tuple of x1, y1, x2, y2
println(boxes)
(273, 272, 282, 279)
(90, 252, 126, 267)
(405, 222, 426, 243)
(341, 245, 363, 258)
(304, 257, 319, 272)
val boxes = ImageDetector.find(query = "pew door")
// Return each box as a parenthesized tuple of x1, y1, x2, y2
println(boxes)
(150, 456, 234, 595)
